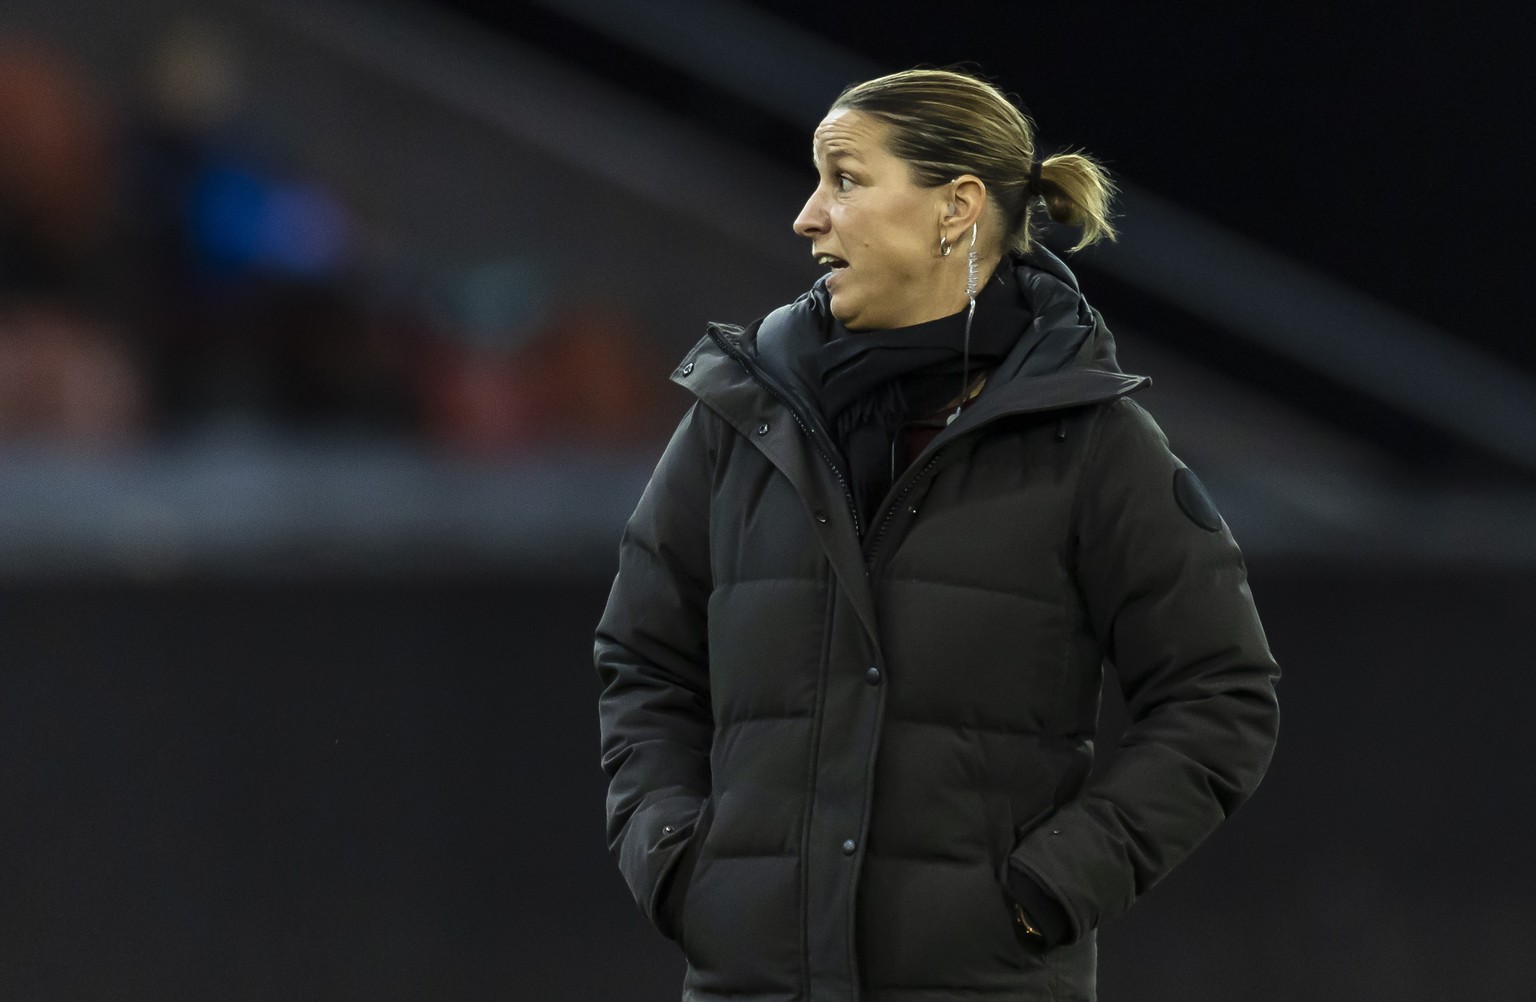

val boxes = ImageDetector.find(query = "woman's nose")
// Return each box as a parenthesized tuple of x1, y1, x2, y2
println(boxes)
(793, 190, 826, 239)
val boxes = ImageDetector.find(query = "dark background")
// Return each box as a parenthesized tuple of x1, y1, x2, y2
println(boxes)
(2, 1, 1534, 999)
(6, 565, 1535, 999)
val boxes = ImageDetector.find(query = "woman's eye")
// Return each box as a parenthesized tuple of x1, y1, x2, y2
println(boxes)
(837, 174, 854, 192)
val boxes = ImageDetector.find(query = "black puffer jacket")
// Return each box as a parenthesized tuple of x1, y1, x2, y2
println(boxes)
(595, 249, 1280, 1002)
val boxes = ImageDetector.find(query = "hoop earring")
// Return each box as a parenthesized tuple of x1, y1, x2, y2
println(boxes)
(939, 233, 953, 257)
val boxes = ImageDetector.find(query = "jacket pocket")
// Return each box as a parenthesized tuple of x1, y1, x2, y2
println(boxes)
(992, 791, 1053, 879)
(655, 795, 714, 943)
(981, 792, 1053, 972)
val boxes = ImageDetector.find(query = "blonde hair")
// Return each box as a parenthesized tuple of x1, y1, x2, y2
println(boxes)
(832, 68, 1118, 254)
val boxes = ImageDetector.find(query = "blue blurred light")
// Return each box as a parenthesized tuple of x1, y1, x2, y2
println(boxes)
(190, 161, 350, 278)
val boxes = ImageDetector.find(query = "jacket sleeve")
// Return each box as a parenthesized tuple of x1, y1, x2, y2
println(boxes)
(594, 402, 716, 938)
(1006, 397, 1281, 942)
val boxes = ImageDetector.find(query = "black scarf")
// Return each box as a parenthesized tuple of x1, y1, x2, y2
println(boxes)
(813, 265, 1026, 531)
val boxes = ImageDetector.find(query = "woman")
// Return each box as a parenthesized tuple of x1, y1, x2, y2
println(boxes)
(596, 68, 1280, 1002)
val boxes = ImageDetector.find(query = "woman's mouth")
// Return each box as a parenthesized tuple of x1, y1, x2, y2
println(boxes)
(815, 253, 849, 272)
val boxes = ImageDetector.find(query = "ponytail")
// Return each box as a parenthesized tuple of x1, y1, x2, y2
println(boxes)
(1028, 150, 1118, 253)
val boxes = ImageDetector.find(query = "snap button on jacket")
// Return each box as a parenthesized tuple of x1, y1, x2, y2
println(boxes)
(596, 253, 1281, 1002)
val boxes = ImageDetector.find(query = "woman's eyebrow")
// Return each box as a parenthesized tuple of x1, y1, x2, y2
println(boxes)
(815, 150, 862, 172)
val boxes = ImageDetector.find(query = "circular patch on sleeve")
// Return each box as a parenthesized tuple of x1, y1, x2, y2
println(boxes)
(1173, 467, 1224, 532)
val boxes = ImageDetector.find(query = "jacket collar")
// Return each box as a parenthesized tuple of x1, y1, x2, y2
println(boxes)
(676, 245, 1149, 433)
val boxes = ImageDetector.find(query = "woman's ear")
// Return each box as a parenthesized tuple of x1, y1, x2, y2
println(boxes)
(941, 175, 987, 237)
(949, 175, 987, 226)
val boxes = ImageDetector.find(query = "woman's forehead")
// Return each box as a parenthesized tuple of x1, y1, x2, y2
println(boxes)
(812, 109, 888, 163)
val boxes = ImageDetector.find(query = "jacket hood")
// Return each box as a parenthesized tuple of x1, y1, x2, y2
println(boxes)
(734, 244, 1145, 419)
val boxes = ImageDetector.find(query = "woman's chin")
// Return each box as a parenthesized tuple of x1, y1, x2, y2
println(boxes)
(832, 303, 884, 333)
(827, 287, 868, 330)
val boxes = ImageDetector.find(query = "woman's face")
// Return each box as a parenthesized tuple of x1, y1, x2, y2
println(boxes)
(793, 109, 957, 331)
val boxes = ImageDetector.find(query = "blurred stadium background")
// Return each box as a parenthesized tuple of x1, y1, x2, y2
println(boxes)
(1, 0, 1532, 998)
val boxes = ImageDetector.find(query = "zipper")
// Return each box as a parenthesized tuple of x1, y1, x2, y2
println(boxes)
(705, 323, 862, 538)
(861, 391, 1099, 568)
(863, 450, 942, 569)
